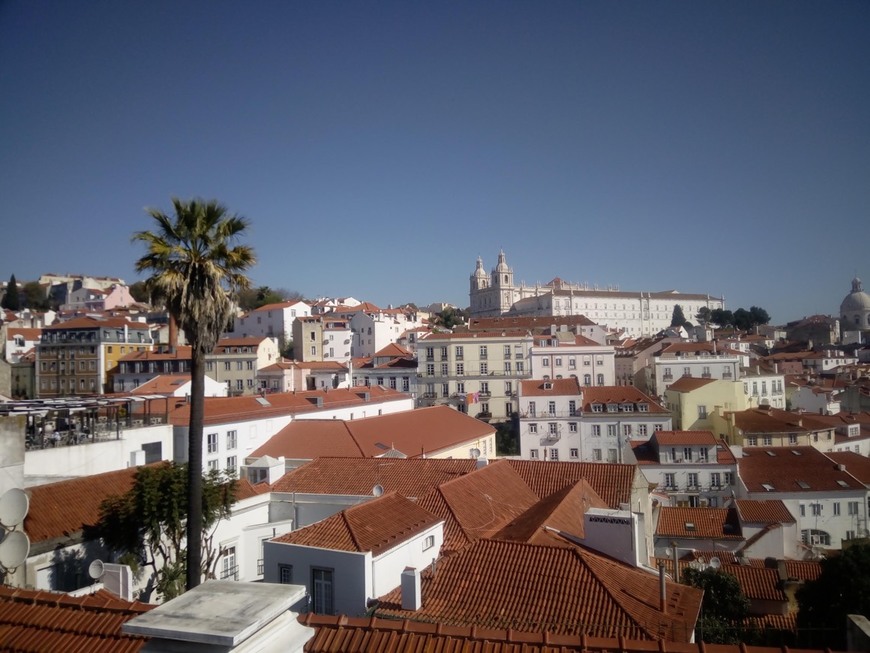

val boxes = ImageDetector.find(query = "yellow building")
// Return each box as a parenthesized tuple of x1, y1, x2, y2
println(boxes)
(664, 376, 748, 432)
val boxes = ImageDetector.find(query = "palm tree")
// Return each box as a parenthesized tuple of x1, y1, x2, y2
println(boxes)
(133, 198, 255, 590)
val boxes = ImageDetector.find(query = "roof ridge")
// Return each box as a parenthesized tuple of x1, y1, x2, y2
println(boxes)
(341, 510, 364, 552)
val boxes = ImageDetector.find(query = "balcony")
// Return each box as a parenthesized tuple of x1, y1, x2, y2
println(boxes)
(701, 373, 712, 378)
(662, 374, 673, 381)
(478, 391, 491, 398)
(540, 433, 561, 445)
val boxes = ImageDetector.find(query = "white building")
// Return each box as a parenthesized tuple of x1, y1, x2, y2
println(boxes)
(529, 332, 616, 387)
(518, 381, 671, 463)
(468, 250, 725, 337)
(627, 430, 738, 508)
(741, 367, 787, 409)
(228, 299, 312, 349)
(263, 492, 443, 616)
(653, 342, 741, 395)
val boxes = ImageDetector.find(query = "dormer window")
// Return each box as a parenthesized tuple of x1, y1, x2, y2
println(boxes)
(606, 403, 618, 413)
(591, 403, 603, 413)
(621, 403, 633, 412)
(637, 403, 649, 412)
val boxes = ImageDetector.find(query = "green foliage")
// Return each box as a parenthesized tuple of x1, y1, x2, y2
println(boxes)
(695, 306, 712, 326)
(708, 306, 770, 331)
(682, 567, 751, 644)
(237, 285, 303, 311)
(1, 274, 21, 310)
(434, 306, 466, 330)
(495, 420, 519, 456)
(89, 463, 236, 602)
(796, 543, 870, 649)
(128, 280, 150, 303)
(21, 281, 49, 310)
(710, 308, 734, 328)
(670, 304, 688, 328)
(749, 305, 770, 326)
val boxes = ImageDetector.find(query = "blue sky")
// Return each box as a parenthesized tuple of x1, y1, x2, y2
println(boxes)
(1, 1, 868, 324)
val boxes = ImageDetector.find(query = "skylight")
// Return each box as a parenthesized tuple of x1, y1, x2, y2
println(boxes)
(797, 481, 810, 489)
(837, 480, 849, 488)
(255, 397, 271, 406)
(761, 483, 775, 492)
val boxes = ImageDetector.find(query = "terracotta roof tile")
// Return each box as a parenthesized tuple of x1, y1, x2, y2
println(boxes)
(272, 492, 440, 555)
(734, 500, 795, 524)
(652, 431, 717, 446)
(25, 466, 142, 545)
(374, 539, 702, 642)
(251, 405, 494, 460)
(656, 507, 743, 540)
(272, 457, 476, 496)
(506, 460, 637, 509)
(520, 378, 581, 396)
(0, 586, 152, 652)
(738, 447, 865, 493)
(580, 387, 668, 414)
(664, 376, 718, 392)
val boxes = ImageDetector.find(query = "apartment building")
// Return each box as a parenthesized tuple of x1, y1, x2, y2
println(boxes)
(292, 315, 352, 364)
(529, 332, 616, 387)
(206, 336, 280, 396)
(416, 330, 534, 422)
(653, 342, 741, 395)
(35, 316, 154, 397)
(227, 299, 311, 349)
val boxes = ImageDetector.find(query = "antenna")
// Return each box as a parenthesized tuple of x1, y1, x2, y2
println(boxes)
(0, 488, 29, 528)
(372, 484, 384, 497)
(709, 556, 721, 570)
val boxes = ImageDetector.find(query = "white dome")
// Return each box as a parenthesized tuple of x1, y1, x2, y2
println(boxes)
(841, 277, 870, 313)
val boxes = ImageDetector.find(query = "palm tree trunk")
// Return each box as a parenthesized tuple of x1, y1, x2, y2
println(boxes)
(186, 347, 205, 590)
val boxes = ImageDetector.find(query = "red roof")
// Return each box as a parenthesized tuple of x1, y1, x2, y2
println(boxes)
(665, 376, 717, 392)
(272, 492, 440, 555)
(520, 378, 581, 396)
(251, 405, 494, 460)
(374, 539, 702, 642)
(0, 586, 152, 652)
(506, 459, 637, 509)
(580, 386, 668, 413)
(653, 431, 717, 446)
(734, 500, 795, 524)
(738, 447, 866, 493)
(656, 507, 743, 540)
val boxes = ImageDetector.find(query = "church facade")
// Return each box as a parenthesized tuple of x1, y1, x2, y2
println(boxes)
(469, 251, 725, 338)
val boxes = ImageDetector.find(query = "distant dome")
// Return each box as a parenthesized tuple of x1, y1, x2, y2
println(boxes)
(473, 256, 487, 278)
(840, 277, 870, 331)
(841, 277, 870, 312)
(494, 249, 510, 273)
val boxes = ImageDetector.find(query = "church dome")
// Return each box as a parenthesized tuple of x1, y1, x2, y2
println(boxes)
(494, 249, 510, 273)
(473, 256, 487, 278)
(841, 277, 870, 313)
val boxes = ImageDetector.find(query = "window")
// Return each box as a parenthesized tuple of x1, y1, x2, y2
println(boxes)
(441, 363, 448, 376)
(236, 361, 243, 370)
(440, 346, 448, 359)
(504, 361, 511, 374)
(480, 381, 489, 394)
(278, 564, 293, 584)
(607, 424, 617, 437)
(687, 473, 699, 489)
(516, 361, 524, 373)
(570, 448, 579, 459)
(569, 422, 577, 433)
(311, 568, 335, 614)
(548, 422, 558, 435)
(423, 534, 435, 550)
(789, 433, 798, 445)
(664, 473, 676, 489)
(425, 347, 434, 361)
(592, 448, 602, 461)
(529, 423, 538, 434)
(763, 435, 773, 446)
(568, 400, 577, 416)
(528, 401, 536, 416)
(834, 502, 841, 516)
(848, 501, 860, 515)
(724, 472, 734, 486)
(592, 425, 601, 437)
(226, 430, 237, 450)
(504, 345, 511, 358)
(543, 358, 550, 367)
(711, 472, 721, 488)
(479, 345, 488, 359)
(480, 362, 488, 375)
(247, 360, 254, 370)
(207, 433, 218, 453)
(596, 374, 604, 385)
(530, 448, 539, 459)
(638, 424, 648, 436)
(235, 379, 244, 390)
(221, 545, 238, 580)
(455, 345, 464, 359)
(505, 381, 512, 395)
(747, 436, 758, 446)
(623, 424, 632, 436)
(583, 374, 592, 386)
(698, 405, 707, 419)
(548, 401, 556, 415)
(456, 363, 464, 376)
(207, 459, 219, 471)
(550, 448, 559, 461)
(310, 346, 316, 355)
(811, 504, 822, 516)
(426, 363, 434, 376)
(224, 361, 231, 370)
(441, 383, 449, 398)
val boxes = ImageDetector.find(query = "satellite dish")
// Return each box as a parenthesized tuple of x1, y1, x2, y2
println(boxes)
(0, 531, 30, 570)
(709, 556, 721, 570)
(88, 559, 105, 580)
(470, 448, 481, 460)
(372, 484, 384, 497)
(0, 488, 29, 528)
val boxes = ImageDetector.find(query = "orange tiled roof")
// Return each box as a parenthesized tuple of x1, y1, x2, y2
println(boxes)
(271, 457, 476, 496)
(734, 500, 795, 524)
(44, 316, 149, 331)
(738, 447, 865, 493)
(272, 492, 440, 555)
(119, 346, 192, 361)
(0, 586, 152, 652)
(506, 459, 637, 509)
(656, 507, 743, 540)
(25, 466, 142, 545)
(665, 376, 717, 392)
(520, 378, 581, 396)
(826, 450, 870, 483)
(653, 431, 717, 446)
(725, 565, 788, 602)
(212, 336, 270, 352)
(6, 327, 42, 340)
(416, 461, 539, 552)
(250, 405, 494, 460)
(372, 342, 411, 358)
(130, 374, 191, 395)
(374, 539, 702, 642)
(468, 315, 596, 331)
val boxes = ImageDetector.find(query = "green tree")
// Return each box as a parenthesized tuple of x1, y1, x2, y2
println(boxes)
(434, 306, 466, 330)
(88, 463, 237, 601)
(128, 280, 150, 303)
(1, 274, 20, 311)
(682, 567, 750, 644)
(796, 543, 870, 649)
(670, 304, 687, 328)
(133, 197, 255, 590)
(733, 307, 753, 331)
(710, 308, 734, 328)
(749, 306, 771, 326)
(21, 281, 49, 310)
(695, 306, 712, 326)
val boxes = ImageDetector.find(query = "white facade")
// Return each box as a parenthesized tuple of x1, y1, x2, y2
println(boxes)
(529, 340, 616, 387)
(229, 300, 312, 347)
(741, 370, 787, 409)
(468, 251, 725, 337)
(654, 354, 741, 395)
(790, 385, 841, 415)
(348, 309, 425, 359)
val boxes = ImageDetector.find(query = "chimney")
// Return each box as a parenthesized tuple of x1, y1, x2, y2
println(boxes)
(658, 562, 667, 614)
(316, 396, 323, 408)
(401, 567, 422, 610)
